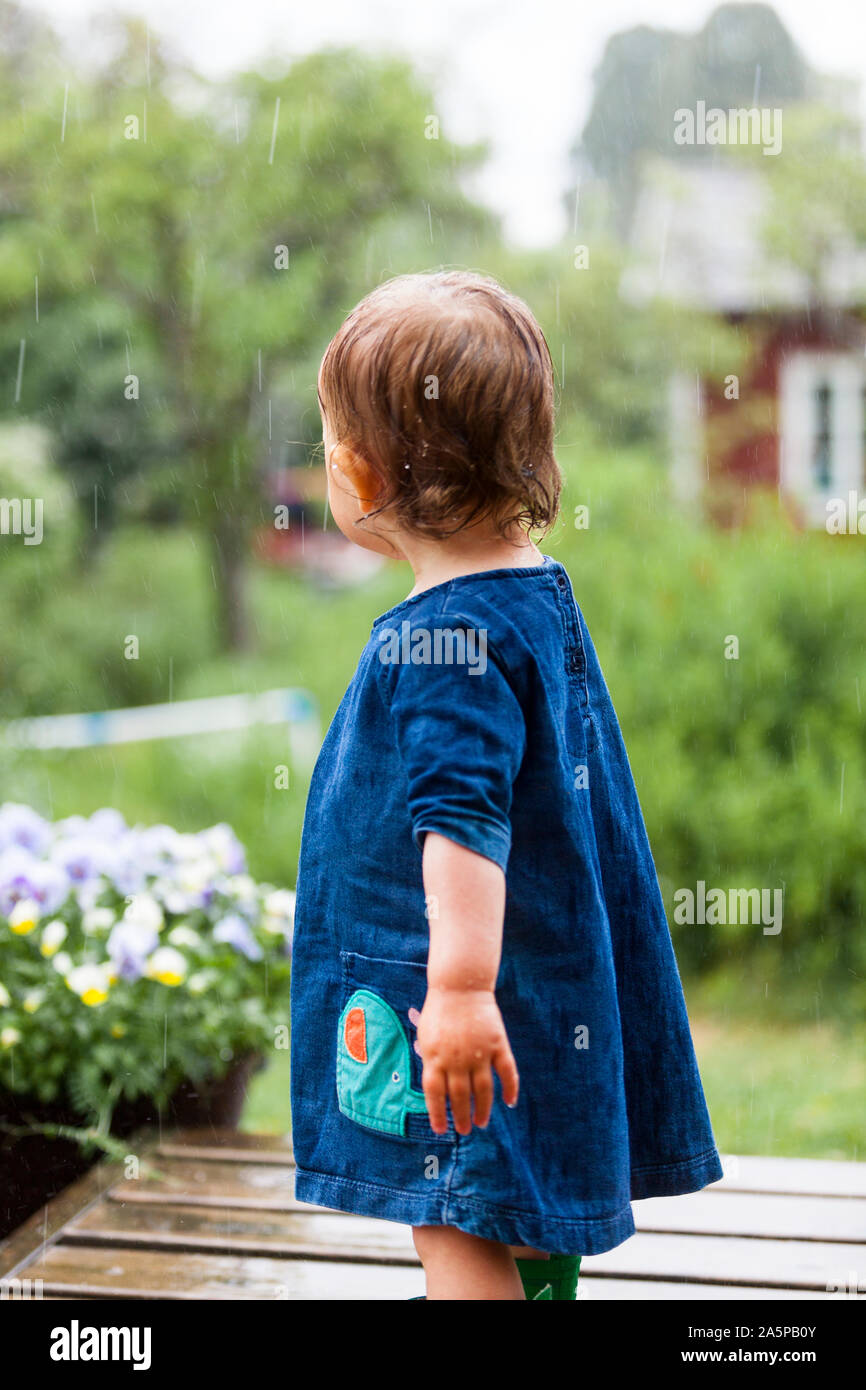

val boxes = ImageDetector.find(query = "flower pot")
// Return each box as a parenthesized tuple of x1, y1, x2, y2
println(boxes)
(0, 1052, 266, 1241)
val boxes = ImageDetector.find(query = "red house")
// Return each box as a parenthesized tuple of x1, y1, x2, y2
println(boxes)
(622, 160, 866, 529)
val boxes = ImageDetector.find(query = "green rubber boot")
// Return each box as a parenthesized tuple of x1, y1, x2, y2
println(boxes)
(410, 1253, 580, 1300)
(516, 1254, 581, 1301)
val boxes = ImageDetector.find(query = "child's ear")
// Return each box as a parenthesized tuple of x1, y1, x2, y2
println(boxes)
(330, 443, 380, 513)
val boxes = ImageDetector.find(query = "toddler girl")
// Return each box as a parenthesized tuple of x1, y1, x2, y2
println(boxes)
(290, 271, 723, 1301)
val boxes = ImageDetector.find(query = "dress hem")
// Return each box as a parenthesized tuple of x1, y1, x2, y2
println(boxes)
(294, 1166, 634, 1256)
(629, 1146, 725, 1200)
(294, 1145, 723, 1257)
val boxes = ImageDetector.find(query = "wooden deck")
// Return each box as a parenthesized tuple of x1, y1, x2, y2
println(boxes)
(1, 1129, 864, 1299)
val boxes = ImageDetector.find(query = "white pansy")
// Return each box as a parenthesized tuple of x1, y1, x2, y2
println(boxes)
(167, 925, 203, 950)
(178, 860, 214, 892)
(23, 989, 45, 1014)
(65, 963, 113, 1006)
(123, 892, 164, 934)
(9, 897, 40, 935)
(1, 1027, 21, 1047)
(262, 888, 296, 934)
(40, 919, 68, 956)
(82, 906, 115, 935)
(75, 880, 103, 913)
(264, 889, 295, 918)
(187, 969, 217, 995)
(145, 946, 187, 986)
(226, 874, 258, 903)
(52, 951, 73, 976)
(0, 981, 10, 1007)
(156, 860, 213, 913)
(200, 823, 244, 873)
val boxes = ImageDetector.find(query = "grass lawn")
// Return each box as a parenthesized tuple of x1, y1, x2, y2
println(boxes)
(690, 1013, 865, 1162)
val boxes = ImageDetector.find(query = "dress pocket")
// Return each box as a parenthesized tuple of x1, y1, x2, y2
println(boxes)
(336, 951, 456, 1143)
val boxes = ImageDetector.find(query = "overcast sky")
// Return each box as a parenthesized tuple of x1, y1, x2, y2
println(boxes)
(30, 0, 866, 245)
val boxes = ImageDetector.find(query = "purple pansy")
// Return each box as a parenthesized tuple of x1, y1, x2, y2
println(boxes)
(87, 808, 128, 841)
(50, 835, 114, 885)
(107, 918, 160, 982)
(213, 913, 263, 961)
(0, 804, 52, 856)
(0, 847, 69, 916)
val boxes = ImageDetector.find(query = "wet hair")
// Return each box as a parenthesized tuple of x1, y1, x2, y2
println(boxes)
(319, 270, 561, 538)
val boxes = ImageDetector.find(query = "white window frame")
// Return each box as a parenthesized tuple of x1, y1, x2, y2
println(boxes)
(779, 350, 866, 527)
(668, 369, 704, 508)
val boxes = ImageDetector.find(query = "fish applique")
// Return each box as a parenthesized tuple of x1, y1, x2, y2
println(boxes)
(337, 989, 429, 1137)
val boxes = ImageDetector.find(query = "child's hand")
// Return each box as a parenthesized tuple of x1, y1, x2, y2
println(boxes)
(416, 985, 519, 1135)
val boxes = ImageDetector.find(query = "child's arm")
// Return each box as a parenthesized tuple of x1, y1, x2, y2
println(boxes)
(417, 831, 520, 1136)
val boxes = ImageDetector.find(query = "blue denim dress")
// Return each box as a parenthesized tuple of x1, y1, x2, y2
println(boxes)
(290, 556, 723, 1255)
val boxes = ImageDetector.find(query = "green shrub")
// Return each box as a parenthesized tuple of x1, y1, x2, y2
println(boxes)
(547, 433, 866, 1009)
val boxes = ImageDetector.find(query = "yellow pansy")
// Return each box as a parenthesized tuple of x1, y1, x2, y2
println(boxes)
(110, 1023, 127, 1039)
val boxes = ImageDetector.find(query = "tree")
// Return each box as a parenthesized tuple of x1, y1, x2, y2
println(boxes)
(750, 106, 866, 309)
(574, 3, 811, 237)
(0, 17, 488, 648)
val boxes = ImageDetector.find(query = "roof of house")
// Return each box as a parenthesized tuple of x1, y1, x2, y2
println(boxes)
(620, 157, 866, 313)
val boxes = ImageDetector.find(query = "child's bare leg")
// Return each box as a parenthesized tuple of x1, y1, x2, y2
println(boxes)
(413, 1225, 525, 1300)
(509, 1245, 550, 1259)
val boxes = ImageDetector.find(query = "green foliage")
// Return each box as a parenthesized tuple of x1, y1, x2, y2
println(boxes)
(546, 431, 866, 1010)
(6, 425, 865, 1018)
(483, 244, 744, 445)
(0, 515, 212, 717)
(727, 104, 866, 301)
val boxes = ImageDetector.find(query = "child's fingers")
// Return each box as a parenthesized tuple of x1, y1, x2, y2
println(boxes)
(493, 1044, 520, 1109)
(422, 1065, 449, 1134)
(446, 1072, 473, 1135)
(471, 1065, 494, 1128)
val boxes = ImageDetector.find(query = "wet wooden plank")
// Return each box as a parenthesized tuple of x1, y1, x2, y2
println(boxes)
(67, 1201, 417, 1263)
(7, 1132, 866, 1301)
(633, 1190, 866, 1243)
(107, 1158, 296, 1210)
(717, 1154, 866, 1199)
(157, 1130, 293, 1166)
(582, 1231, 866, 1291)
(23, 1243, 425, 1300)
(0, 1133, 156, 1282)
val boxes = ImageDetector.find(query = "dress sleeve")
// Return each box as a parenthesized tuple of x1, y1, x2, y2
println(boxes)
(374, 614, 526, 871)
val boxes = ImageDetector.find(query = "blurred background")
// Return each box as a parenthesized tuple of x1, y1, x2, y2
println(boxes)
(0, 0, 863, 1156)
